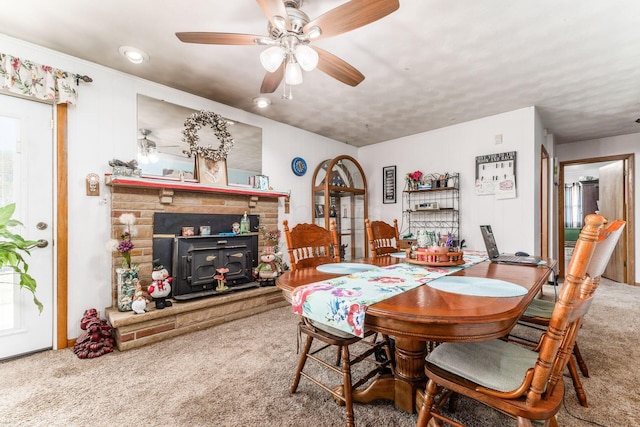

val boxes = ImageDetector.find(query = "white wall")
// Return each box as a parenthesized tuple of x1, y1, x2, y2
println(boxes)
(556, 132, 640, 282)
(358, 107, 540, 255)
(0, 34, 355, 340)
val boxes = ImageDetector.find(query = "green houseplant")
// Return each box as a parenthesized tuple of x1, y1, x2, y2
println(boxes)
(0, 203, 42, 312)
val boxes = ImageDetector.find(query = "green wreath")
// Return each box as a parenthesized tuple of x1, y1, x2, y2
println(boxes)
(182, 110, 234, 161)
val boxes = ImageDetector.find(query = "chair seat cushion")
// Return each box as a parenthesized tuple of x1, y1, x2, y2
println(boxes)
(307, 318, 357, 339)
(427, 339, 539, 392)
(523, 298, 555, 319)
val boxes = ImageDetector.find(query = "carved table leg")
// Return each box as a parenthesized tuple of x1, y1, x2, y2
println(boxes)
(392, 337, 428, 413)
(350, 337, 427, 413)
(351, 375, 396, 403)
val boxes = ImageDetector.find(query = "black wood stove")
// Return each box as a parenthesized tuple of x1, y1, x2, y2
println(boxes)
(152, 212, 260, 300)
(172, 235, 257, 300)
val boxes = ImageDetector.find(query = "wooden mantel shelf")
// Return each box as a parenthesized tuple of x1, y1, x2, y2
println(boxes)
(106, 175, 290, 204)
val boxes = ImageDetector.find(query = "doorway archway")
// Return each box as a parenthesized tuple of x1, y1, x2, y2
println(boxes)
(558, 154, 634, 284)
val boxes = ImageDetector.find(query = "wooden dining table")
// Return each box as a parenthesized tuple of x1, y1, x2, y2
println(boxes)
(276, 256, 556, 413)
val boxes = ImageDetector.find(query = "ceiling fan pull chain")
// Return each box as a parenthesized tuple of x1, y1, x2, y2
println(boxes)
(282, 83, 293, 100)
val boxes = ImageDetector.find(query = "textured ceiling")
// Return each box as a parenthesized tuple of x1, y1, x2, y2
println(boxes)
(1, 0, 639, 147)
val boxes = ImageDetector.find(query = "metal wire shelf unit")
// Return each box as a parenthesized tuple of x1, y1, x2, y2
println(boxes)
(402, 173, 459, 244)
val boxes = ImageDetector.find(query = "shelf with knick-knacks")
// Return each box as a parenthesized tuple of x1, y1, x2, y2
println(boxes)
(403, 173, 460, 246)
(106, 174, 290, 205)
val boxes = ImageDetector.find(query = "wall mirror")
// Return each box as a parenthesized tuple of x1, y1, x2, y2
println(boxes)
(136, 94, 262, 185)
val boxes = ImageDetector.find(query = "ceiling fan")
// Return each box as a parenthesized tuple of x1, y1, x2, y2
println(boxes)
(138, 128, 185, 162)
(137, 129, 159, 163)
(176, 0, 399, 94)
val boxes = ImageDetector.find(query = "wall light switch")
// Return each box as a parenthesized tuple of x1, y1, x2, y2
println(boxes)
(86, 173, 100, 196)
(495, 134, 503, 144)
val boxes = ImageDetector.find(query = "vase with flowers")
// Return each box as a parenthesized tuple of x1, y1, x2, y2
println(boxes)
(107, 213, 139, 311)
(406, 170, 423, 190)
(260, 226, 281, 250)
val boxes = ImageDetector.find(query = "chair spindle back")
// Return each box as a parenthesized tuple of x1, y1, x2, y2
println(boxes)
(365, 219, 400, 257)
(283, 220, 340, 272)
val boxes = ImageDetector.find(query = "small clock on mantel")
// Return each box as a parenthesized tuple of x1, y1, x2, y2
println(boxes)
(291, 157, 307, 176)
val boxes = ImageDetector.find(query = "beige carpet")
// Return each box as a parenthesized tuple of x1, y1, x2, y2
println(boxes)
(1, 279, 638, 427)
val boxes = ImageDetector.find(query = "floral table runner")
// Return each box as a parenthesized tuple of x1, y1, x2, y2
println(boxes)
(291, 255, 487, 337)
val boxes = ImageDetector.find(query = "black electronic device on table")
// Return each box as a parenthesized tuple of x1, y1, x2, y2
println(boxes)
(480, 225, 541, 266)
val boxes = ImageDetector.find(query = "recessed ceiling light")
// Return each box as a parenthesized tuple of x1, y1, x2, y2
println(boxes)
(253, 97, 271, 108)
(119, 46, 149, 64)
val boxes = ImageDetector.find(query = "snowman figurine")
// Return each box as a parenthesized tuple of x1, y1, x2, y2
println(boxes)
(148, 261, 173, 309)
(254, 246, 282, 286)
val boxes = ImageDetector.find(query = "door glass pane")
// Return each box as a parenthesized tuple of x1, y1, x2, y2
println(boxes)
(0, 116, 19, 331)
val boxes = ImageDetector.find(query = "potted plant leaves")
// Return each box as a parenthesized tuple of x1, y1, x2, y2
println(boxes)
(0, 203, 42, 312)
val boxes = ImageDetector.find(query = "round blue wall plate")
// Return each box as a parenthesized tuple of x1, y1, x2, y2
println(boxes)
(291, 157, 307, 176)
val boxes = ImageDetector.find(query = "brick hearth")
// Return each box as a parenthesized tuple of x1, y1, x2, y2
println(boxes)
(106, 286, 286, 350)
(106, 177, 288, 350)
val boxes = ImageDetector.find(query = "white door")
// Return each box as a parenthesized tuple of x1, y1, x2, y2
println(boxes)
(598, 161, 626, 282)
(0, 95, 54, 360)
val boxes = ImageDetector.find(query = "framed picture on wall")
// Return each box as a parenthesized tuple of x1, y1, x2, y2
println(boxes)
(197, 156, 228, 186)
(383, 165, 396, 204)
(315, 203, 325, 218)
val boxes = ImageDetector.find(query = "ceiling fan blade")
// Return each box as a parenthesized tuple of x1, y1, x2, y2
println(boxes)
(176, 32, 262, 45)
(260, 63, 285, 93)
(304, 0, 399, 40)
(256, 0, 290, 30)
(312, 47, 364, 87)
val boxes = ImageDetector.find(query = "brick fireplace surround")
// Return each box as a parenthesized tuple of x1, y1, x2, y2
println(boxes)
(105, 177, 289, 350)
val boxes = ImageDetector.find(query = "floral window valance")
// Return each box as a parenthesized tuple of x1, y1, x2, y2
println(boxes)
(0, 53, 78, 104)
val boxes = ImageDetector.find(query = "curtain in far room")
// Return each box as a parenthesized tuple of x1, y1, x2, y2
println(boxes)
(564, 183, 582, 228)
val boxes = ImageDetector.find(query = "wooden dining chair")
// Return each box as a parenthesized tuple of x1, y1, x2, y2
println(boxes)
(510, 218, 626, 407)
(283, 220, 394, 427)
(416, 213, 610, 427)
(365, 218, 400, 257)
(283, 219, 340, 271)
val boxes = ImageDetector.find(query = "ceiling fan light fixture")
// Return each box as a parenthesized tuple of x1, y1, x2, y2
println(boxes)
(253, 97, 272, 108)
(294, 45, 318, 71)
(119, 46, 149, 64)
(138, 129, 159, 163)
(285, 60, 303, 85)
(260, 46, 286, 72)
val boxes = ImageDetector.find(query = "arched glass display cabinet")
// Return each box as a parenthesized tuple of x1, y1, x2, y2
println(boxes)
(312, 155, 368, 261)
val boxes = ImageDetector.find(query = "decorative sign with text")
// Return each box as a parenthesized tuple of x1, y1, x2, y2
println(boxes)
(383, 166, 396, 204)
(475, 151, 517, 198)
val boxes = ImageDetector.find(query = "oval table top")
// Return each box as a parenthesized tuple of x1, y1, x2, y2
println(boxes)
(276, 256, 555, 343)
